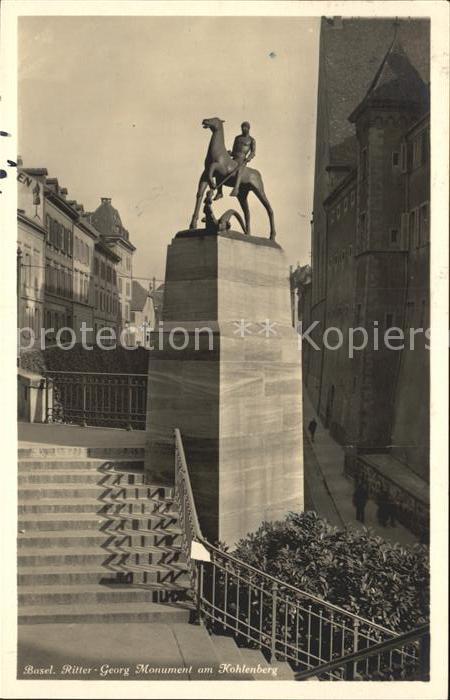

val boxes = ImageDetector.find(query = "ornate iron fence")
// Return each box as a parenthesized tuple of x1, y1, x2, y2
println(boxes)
(44, 371, 148, 429)
(174, 428, 429, 680)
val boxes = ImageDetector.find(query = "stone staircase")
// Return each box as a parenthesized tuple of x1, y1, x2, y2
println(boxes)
(17, 442, 295, 680)
(18, 443, 191, 625)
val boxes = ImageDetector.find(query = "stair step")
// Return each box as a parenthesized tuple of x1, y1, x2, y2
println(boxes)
(18, 581, 190, 606)
(18, 544, 184, 567)
(240, 647, 295, 681)
(18, 484, 173, 499)
(18, 511, 179, 531)
(209, 635, 255, 678)
(18, 470, 146, 485)
(169, 623, 238, 680)
(18, 445, 146, 459)
(18, 497, 175, 515)
(18, 565, 189, 587)
(18, 458, 145, 471)
(18, 601, 191, 625)
(18, 528, 182, 548)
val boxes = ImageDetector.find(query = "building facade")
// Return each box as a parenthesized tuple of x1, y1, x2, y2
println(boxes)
(17, 167, 140, 348)
(294, 18, 430, 518)
(90, 198, 136, 330)
(42, 178, 78, 343)
(129, 280, 156, 346)
(72, 213, 98, 342)
(17, 170, 46, 346)
(93, 239, 121, 337)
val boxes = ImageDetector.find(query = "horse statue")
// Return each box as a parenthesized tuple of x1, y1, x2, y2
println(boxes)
(189, 117, 276, 240)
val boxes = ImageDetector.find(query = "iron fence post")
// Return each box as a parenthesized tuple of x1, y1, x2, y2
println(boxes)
(270, 582, 278, 663)
(44, 375, 50, 423)
(127, 375, 133, 430)
(82, 375, 87, 426)
(353, 618, 360, 678)
(419, 632, 430, 680)
(196, 561, 204, 625)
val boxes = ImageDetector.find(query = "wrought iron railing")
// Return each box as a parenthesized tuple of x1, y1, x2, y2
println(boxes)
(174, 428, 429, 680)
(44, 371, 148, 429)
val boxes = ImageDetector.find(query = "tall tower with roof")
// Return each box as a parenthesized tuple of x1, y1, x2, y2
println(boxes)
(90, 198, 136, 331)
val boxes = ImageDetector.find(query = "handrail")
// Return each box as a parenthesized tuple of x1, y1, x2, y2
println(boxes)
(174, 427, 204, 540)
(174, 430, 395, 635)
(295, 624, 430, 680)
(44, 370, 148, 377)
(173, 428, 427, 679)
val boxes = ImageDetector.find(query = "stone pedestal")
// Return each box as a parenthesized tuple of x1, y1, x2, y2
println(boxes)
(146, 229, 303, 545)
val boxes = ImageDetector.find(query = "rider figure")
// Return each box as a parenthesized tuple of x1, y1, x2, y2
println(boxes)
(214, 121, 256, 200)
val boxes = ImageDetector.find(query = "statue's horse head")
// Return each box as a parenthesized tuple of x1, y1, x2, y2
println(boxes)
(202, 117, 225, 131)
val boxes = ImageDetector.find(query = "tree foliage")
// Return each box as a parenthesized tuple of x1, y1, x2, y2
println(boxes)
(233, 511, 429, 633)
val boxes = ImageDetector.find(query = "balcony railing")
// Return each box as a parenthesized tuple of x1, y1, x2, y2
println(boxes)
(174, 428, 429, 680)
(44, 371, 147, 429)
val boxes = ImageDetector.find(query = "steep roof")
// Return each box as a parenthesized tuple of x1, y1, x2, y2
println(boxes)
(349, 35, 429, 121)
(90, 197, 133, 245)
(318, 17, 429, 150)
(131, 280, 150, 312)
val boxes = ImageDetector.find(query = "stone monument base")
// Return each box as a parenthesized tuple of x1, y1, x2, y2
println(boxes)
(146, 229, 303, 545)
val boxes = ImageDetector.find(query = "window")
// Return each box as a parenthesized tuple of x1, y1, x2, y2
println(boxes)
(106, 266, 112, 282)
(420, 299, 426, 327)
(126, 257, 131, 272)
(390, 229, 399, 244)
(392, 152, 400, 167)
(359, 212, 367, 247)
(101, 262, 106, 280)
(385, 312, 394, 329)
(421, 129, 429, 165)
(360, 147, 368, 180)
(112, 270, 117, 285)
(409, 210, 417, 247)
(118, 277, 122, 293)
(419, 203, 429, 243)
(126, 282, 131, 297)
(406, 301, 415, 326)
(344, 197, 348, 212)
(400, 142, 408, 172)
(130, 311, 136, 323)
(94, 258, 99, 275)
(412, 137, 421, 169)
(350, 190, 355, 207)
(336, 204, 341, 220)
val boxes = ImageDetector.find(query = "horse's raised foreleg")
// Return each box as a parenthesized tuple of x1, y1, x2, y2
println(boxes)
(252, 186, 276, 240)
(237, 190, 250, 235)
(190, 175, 208, 230)
(207, 162, 219, 189)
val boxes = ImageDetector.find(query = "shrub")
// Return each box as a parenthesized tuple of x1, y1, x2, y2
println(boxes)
(233, 511, 429, 633)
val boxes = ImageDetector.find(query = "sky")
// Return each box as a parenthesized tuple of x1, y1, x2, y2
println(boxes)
(19, 16, 319, 283)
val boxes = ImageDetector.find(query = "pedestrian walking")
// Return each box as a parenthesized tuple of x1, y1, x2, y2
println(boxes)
(353, 478, 369, 524)
(308, 417, 318, 443)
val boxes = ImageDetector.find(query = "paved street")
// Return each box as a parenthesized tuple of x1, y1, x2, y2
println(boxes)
(302, 390, 418, 547)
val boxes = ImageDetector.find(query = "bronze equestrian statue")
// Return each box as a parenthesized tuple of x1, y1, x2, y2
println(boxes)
(189, 118, 276, 240)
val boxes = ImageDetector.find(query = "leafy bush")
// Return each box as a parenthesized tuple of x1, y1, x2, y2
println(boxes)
(233, 511, 429, 633)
